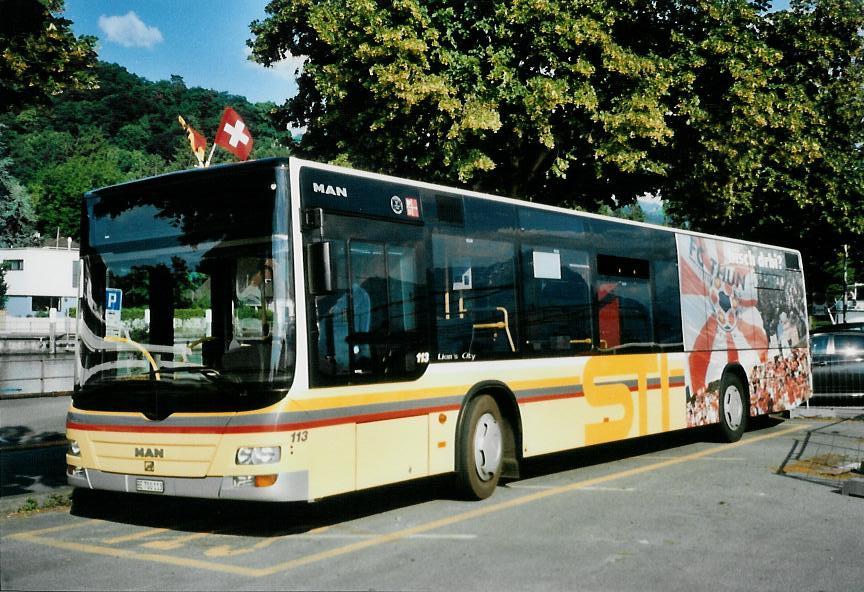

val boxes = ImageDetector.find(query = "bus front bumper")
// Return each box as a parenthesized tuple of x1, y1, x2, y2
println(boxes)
(67, 467, 310, 502)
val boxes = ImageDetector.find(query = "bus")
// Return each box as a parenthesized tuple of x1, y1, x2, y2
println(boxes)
(67, 157, 811, 502)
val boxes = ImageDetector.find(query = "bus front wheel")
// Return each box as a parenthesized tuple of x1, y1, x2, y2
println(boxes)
(457, 394, 504, 500)
(718, 373, 748, 443)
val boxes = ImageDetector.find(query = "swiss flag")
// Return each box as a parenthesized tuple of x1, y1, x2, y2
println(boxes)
(214, 107, 254, 161)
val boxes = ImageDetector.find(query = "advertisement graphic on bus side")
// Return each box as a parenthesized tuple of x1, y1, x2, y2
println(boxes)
(676, 234, 810, 425)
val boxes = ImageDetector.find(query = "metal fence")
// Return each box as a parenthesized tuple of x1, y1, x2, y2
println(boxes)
(0, 354, 75, 395)
(0, 315, 75, 336)
(778, 416, 864, 491)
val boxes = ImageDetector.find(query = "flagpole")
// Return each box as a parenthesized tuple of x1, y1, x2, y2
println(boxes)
(205, 144, 216, 168)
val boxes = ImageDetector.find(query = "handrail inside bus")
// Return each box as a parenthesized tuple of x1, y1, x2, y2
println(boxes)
(104, 335, 162, 380)
(473, 306, 516, 352)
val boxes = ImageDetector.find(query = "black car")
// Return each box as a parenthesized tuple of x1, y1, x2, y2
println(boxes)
(810, 330, 864, 403)
(811, 322, 864, 334)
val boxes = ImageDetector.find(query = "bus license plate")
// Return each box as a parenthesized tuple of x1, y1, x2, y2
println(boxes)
(135, 479, 164, 493)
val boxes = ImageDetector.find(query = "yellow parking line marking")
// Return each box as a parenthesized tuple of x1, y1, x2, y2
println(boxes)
(272, 533, 476, 541)
(308, 525, 331, 534)
(641, 455, 747, 461)
(7, 423, 808, 578)
(13, 521, 94, 537)
(507, 484, 636, 491)
(205, 537, 281, 557)
(408, 534, 476, 540)
(254, 423, 809, 577)
(141, 531, 212, 550)
(103, 528, 170, 544)
(7, 532, 261, 576)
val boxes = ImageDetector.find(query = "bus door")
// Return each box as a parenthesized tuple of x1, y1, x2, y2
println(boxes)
(304, 213, 429, 386)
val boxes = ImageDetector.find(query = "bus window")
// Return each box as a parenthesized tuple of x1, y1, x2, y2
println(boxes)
(234, 257, 274, 338)
(521, 246, 592, 355)
(388, 245, 418, 333)
(433, 234, 519, 359)
(653, 259, 684, 347)
(313, 240, 350, 377)
(596, 254, 653, 350)
(311, 239, 426, 384)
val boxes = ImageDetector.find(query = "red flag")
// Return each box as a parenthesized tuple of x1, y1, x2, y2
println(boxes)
(214, 107, 254, 161)
(188, 127, 206, 158)
(177, 116, 207, 166)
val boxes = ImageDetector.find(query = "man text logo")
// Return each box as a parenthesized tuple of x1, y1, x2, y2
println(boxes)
(135, 447, 164, 458)
(313, 183, 347, 197)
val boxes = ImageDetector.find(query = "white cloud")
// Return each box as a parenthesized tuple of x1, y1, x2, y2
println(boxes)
(98, 12, 163, 49)
(244, 47, 306, 80)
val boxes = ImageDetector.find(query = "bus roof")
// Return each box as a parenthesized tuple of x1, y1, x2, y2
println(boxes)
(84, 156, 802, 258)
(290, 158, 803, 258)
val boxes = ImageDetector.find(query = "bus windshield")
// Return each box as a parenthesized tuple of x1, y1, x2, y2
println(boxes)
(75, 165, 295, 415)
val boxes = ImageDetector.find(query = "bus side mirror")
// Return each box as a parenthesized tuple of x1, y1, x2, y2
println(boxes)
(306, 241, 334, 295)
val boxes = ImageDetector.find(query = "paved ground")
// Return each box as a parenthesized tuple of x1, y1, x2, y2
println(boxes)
(2, 416, 862, 591)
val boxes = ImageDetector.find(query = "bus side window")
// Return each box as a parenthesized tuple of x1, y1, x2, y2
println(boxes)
(311, 239, 427, 384)
(433, 235, 519, 359)
(521, 246, 593, 355)
(596, 255, 653, 351)
(313, 241, 349, 378)
(653, 259, 683, 347)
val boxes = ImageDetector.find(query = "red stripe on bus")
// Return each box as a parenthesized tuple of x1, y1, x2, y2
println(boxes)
(66, 404, 463, 435)
(66, 378, 688, 435)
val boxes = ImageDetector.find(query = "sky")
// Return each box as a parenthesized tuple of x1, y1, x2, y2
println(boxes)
(64, 1, 302, 105)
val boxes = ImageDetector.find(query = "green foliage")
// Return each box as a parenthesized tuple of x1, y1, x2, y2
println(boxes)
(1, 61, 294, 240)
(17, 497, 39, 513)
(249, 0, 672, 209)
(596, 202, 649, 223)
(0, 0, 97, 108)
(237, 306, 273, 322)
(660, 0, 864, 294)
(174, 308, 207, 320)
(250, 0, 864, 296)
(0, 126, 37, 247)
(31, 148, 126, 238)
(120, 307, 146, 321)
(121, 307, 207, 321)
(15, 493, 72, 514)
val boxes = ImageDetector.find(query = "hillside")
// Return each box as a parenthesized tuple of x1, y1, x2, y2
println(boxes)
(0, 61, 294, 242)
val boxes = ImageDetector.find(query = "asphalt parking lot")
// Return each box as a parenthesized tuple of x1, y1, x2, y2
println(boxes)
(2, 416, 862, 592)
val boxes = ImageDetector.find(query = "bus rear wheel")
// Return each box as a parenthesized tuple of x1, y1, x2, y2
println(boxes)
(718, 373, 748, 443)
(457, 395, 503, 500)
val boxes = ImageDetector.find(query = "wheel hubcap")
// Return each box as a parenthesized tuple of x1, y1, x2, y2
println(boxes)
(724, 385, 743, 431)
(473, 412, 502, 482)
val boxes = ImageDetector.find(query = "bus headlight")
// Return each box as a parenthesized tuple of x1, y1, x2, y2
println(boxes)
(68, 440, 81, 456)
(235, 446, 281, 465)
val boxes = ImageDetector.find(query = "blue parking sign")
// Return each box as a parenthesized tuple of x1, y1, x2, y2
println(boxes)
(106, 288, 123, 311)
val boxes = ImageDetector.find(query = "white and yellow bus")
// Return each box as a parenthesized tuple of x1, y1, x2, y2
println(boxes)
(67, 158, 811, 501)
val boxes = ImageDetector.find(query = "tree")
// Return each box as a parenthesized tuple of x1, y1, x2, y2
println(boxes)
(249, 0, 672, 210)
(0, 0, 97, 108)
(0, 126, 37, 247)
(761, 0, 864, 294)
(29, 129, 128, 239)
(658, 0, 864, 292)
(249, 0, 864, 299)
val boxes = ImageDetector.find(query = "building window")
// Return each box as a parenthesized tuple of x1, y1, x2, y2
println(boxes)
(1, 259, 23, 271)
(32, 296, 59, 312)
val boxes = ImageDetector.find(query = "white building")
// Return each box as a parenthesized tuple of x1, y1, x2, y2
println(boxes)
(1, 241, 80, 318)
